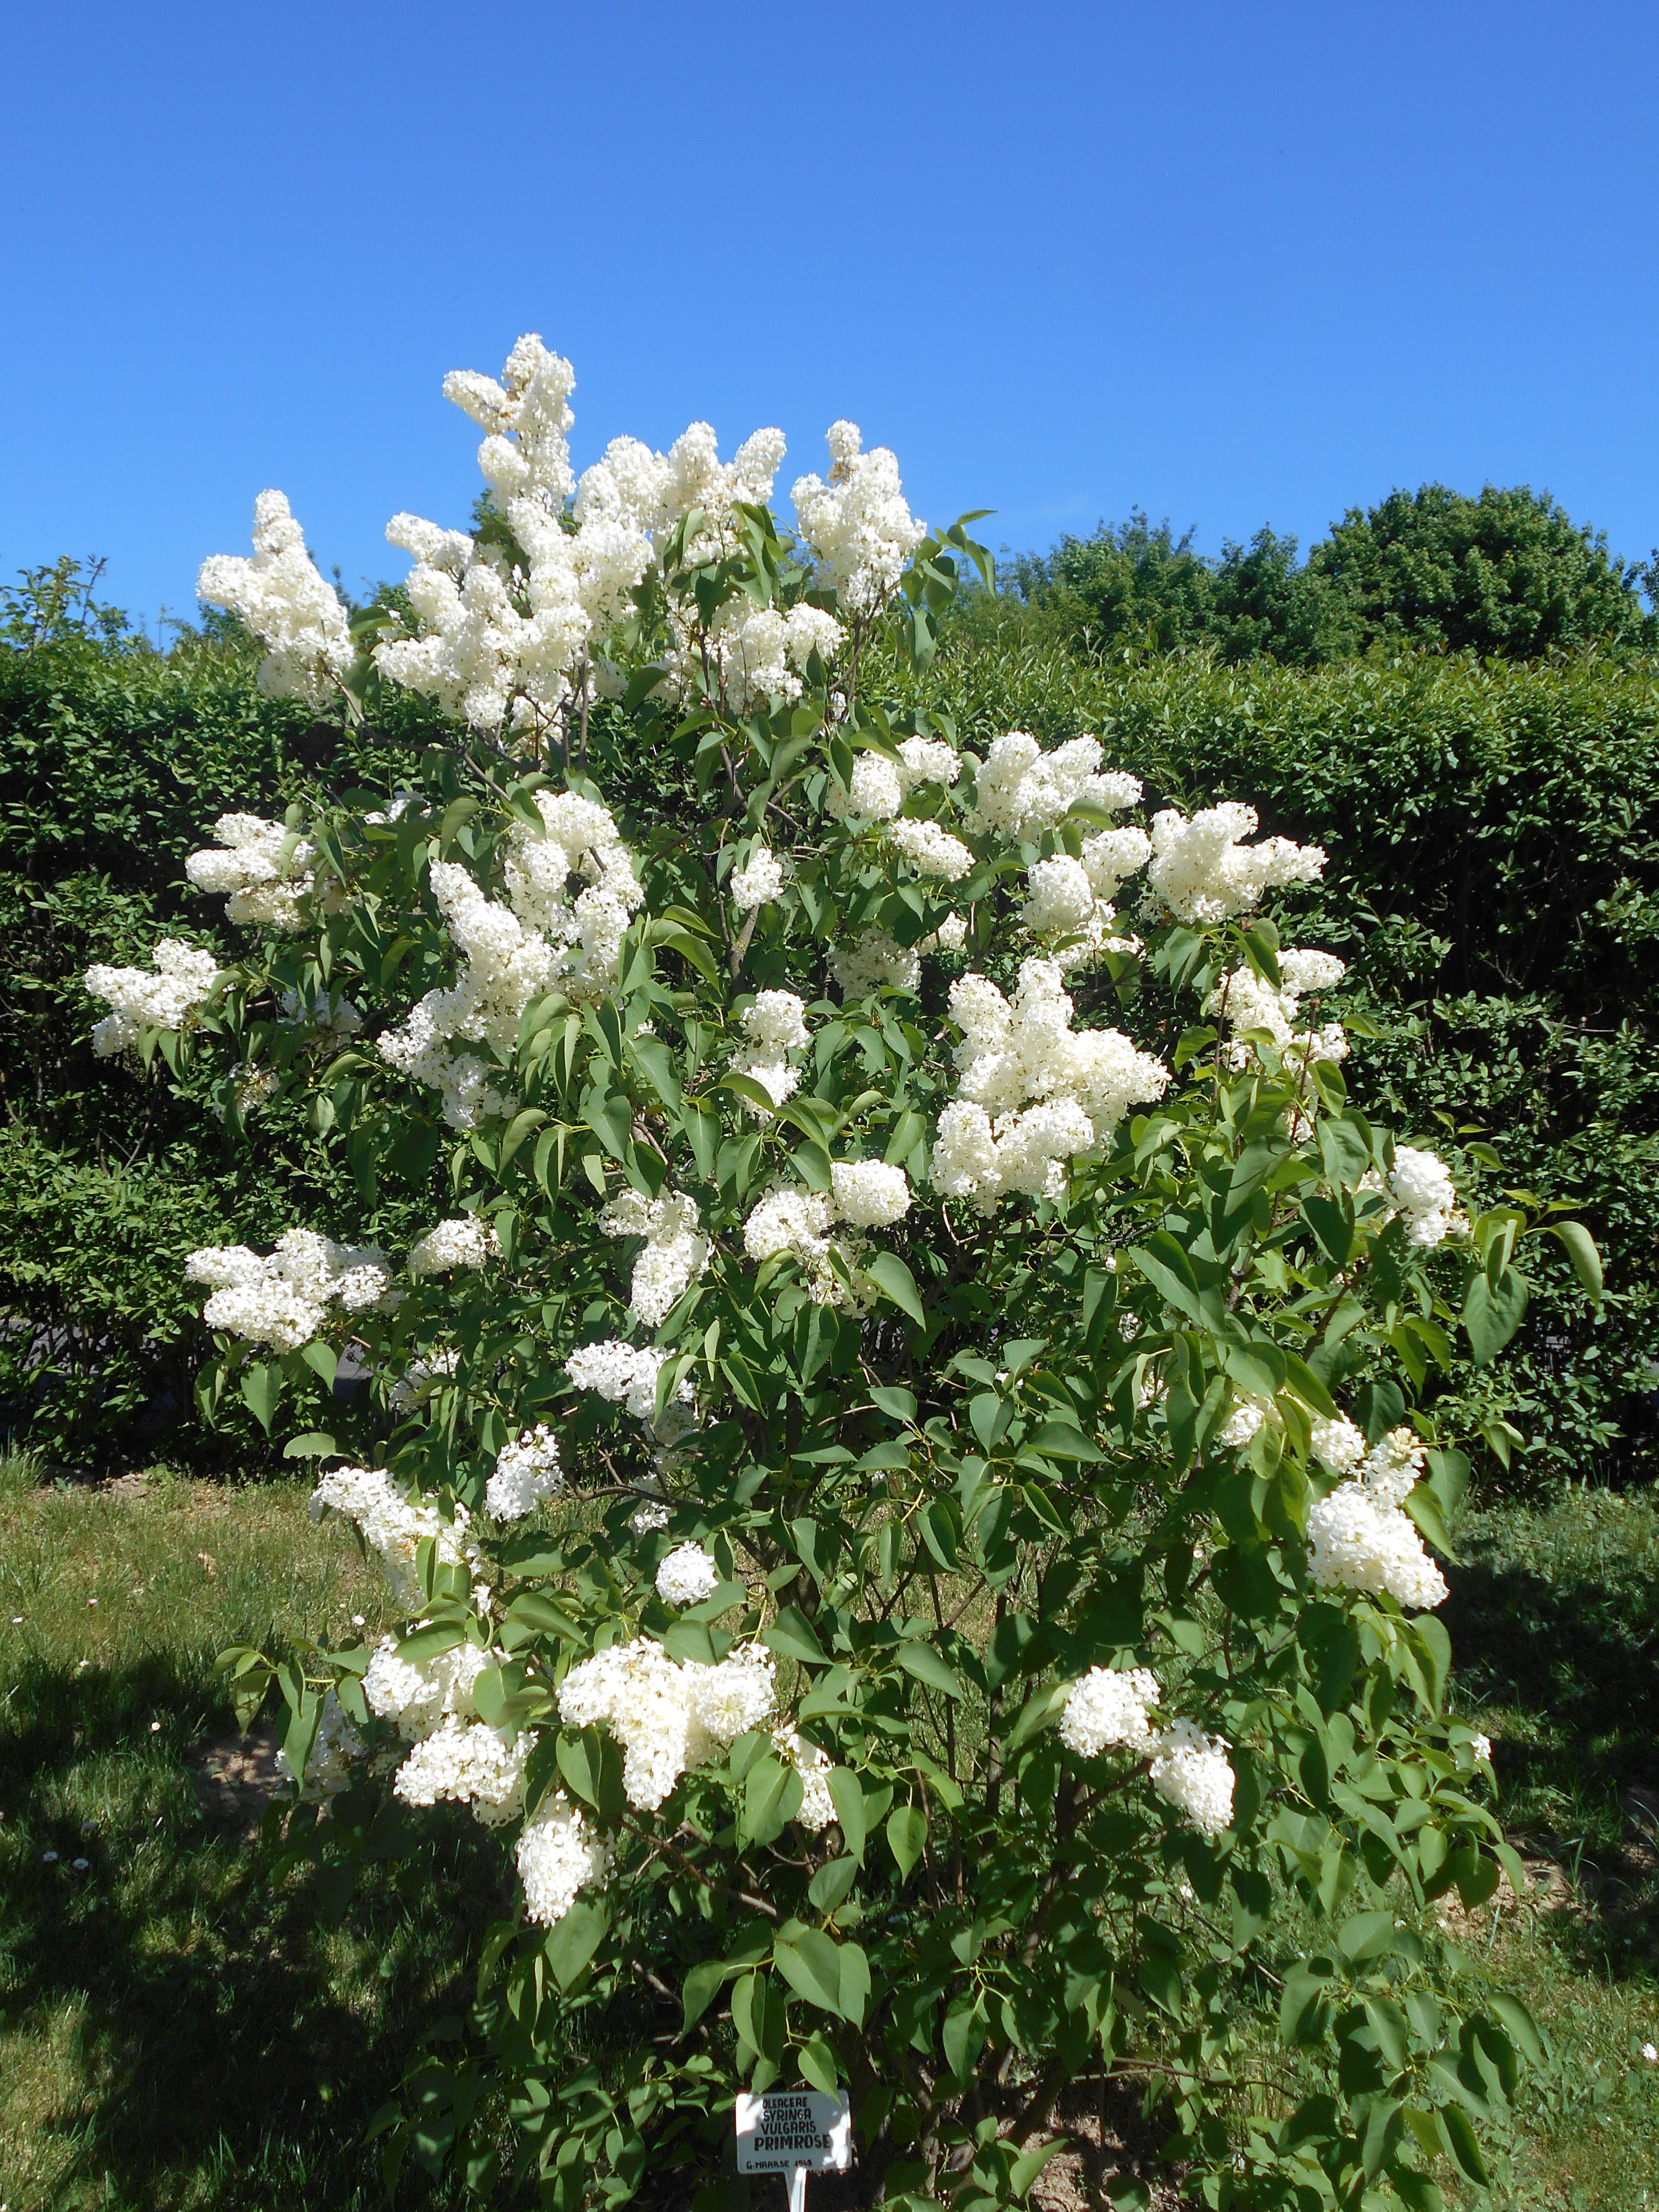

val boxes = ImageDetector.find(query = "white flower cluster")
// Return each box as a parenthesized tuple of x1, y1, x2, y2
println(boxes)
(1058, 1665, 1160, 1755)
(1307, 1422, 1449, 1610)
(377, 792, 640, 1128)
(1206, 948, 1348, 1072)
(1146, 804, 1326, 926)
(932, 960, 1169, 1213)
(1148, 1720, 1236, 1838)
(185, 1228, 397, 1351)
(730, 845, 786, 912)
(1216, 1401, 1267, 1450)
(656, 1540, 720, 1607)
(966, 733, 1141, 842)
(84, 939, 222, 1056)
(830, 927, 920, 999)
(486, 1425, 564, 1520)
(792, 421, 925, 616)
(310, 1465, 477, 1610)
(566, 1339, 696, 1445)
(196, 490, 353, 708)
(888, 817, 974, 882)
(185, 812, 320, 933)
(277, 1688, 364, 1801)
(516, 1791, 612, 1926)
(368, 339, 796, 734)
(731, 989, 810, 1110)
(393, 1716, 530, 1826)
(665, 599, 843, 711)
(774, 1725, 836, 1831)
(743, 1161, 911, 1306)
(1058, 1668, 1235, 1836)
(408, 1216, 500, 1275)
(1363, 1146, 1465, 1249)
(558, 1637, 777, 1811)
(600, 1190, 708, 1327)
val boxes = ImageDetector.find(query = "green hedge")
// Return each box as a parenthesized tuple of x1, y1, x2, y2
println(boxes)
(889, 632, 1659, 1486)
(0, 612, 443, 1466)
(3, 598, 1655, 1486)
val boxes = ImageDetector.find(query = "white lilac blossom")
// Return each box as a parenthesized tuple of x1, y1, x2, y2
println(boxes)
(919, 912, 968, 955)
(393, 1719, 529, 1826)
(966, 733, 1141, 842)
(792, 421, 925, 616)
(741, 1165, 909, 1306)
(931, 959, 1168, 1213)
(1307, 1424, 1448, 1610)
(197, 491, 353, 708)
(729, 846, 786, 911)
(828, 1159, 912, 1229)
(486, 1425, 564, 1519)
(185, 812, 322, 933)
(364, 1635, 490, 1741)
(377, 794, 640, 1128)
(1205, 948, 1348, 1072)
(655, 1541, 720, 1607)
(1146, 804, 1326, 926)
(408, 1216, 500, 1275)
(185, 1228, 397, 1351)
(775, 1726, 838, 1831)
(310, 1467, 477, 1610)
(1058, 1666, 1161, 1756)
(887, 817, 974, 882)
(276, 1689, 363, 1800)
(377, 343, 793, 735)
(600, 1190, 709, 1328)
(1216, 1401, 1267, 1450)
(1470, 1733, 1493, 1765)
(565, 1339, 696, 1447)
(665, 601, 842, 711)
(84, 940, 222, 1055)
(895, 735, 961, 792)
(827, 751, 903, 823)
(279, 987, 363, 1036)
(830, 927, 921, 999)
(558, 1637, 778, 1811)
(516, 1792, 612, 1926)
(730, 990, 810, 1110)
(1149, 1721, 1236, 1837)
(1310, 1414, 1369, 1475)
(1382, 1146, 1465, 1249)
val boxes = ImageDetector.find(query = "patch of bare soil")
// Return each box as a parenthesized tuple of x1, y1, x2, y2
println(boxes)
(192, 1720, 283, 1831)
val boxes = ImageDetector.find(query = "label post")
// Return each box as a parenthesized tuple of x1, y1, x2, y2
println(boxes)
(735, 2087, 853, 2211)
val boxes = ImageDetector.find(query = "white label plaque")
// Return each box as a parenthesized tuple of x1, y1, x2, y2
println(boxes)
(735, 2089, 852, 2174)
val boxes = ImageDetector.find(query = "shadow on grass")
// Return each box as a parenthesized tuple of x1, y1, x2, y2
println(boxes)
(1444, 1534, 1659, 1971)
(1, 1651, 507, 2211)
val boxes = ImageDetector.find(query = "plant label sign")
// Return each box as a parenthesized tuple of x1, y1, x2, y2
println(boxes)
(735, 2089, 852, 2174)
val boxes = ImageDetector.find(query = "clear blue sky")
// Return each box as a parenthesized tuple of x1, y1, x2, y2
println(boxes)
(4, 1, 1658, 634)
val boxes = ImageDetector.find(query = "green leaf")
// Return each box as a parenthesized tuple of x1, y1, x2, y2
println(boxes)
(282, 1431, 338, 1460)
(1025, 1419, 1103, 1462)
(682, 1957, 728, 2031)
(826, 1767, 867, 1862)
(1542, 1218, 1603, 1300)
(886, 1803, 927, 1880)
(239, 1361, 284, 1434)
(772, 1929, 851, 2018)
(763, 1607, 827, 1665)
(544, 1899, 607, 1991)
(864, 1251, 925, 1325)
(1302, 1194, 1354, 1265)
(895, 1640, 964, 1698)
(742, 1754, 803, 1846)
(1463, 1265, 1528, 1365)
(1437, 2102, 1489, 2186)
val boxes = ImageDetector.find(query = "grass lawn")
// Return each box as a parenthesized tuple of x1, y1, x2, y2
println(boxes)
(0, 1456, 1655, 2211)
